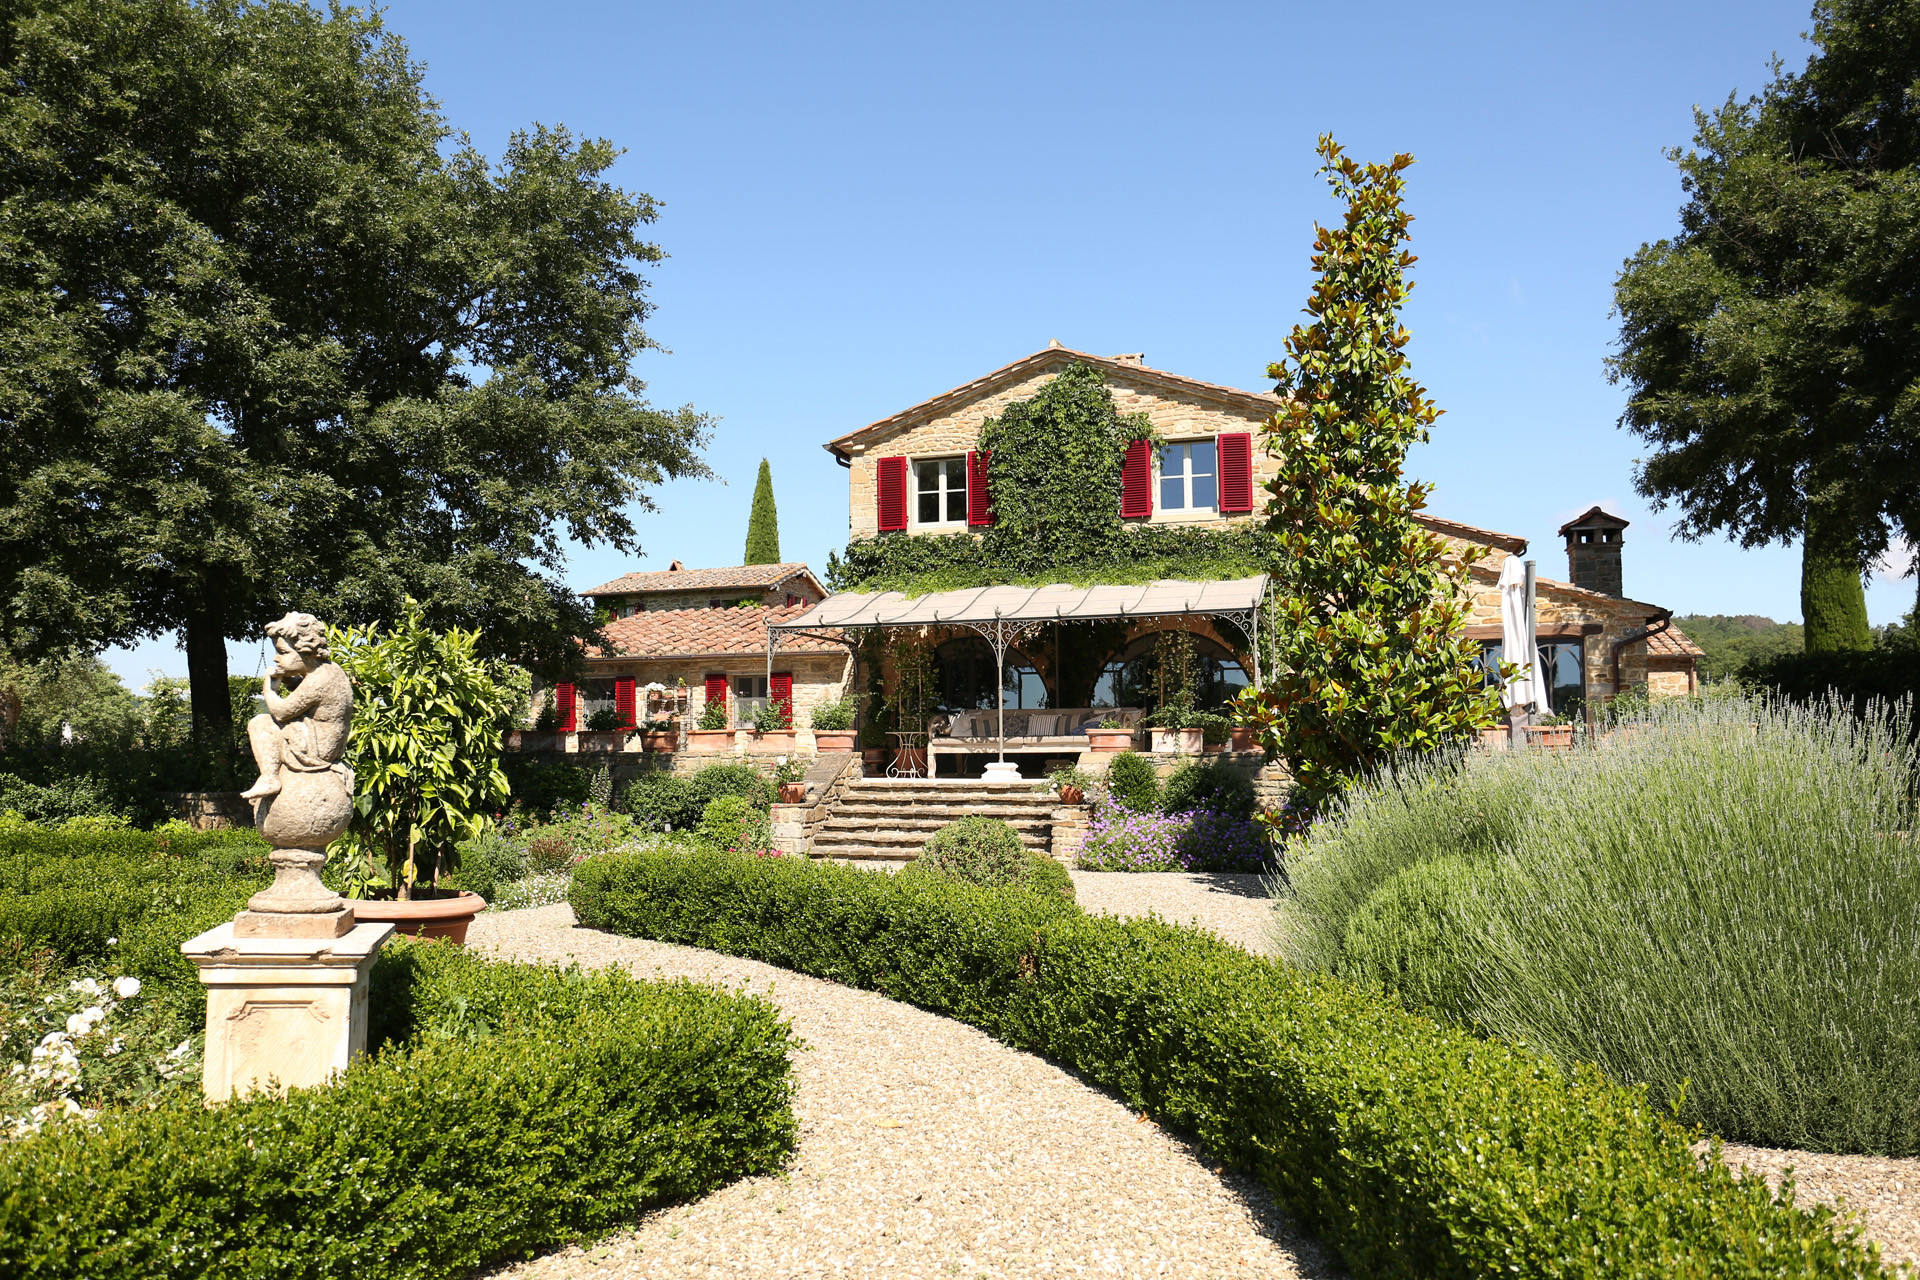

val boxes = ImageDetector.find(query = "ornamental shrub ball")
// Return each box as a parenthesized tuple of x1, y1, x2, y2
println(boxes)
(1160, 757, 1257, 819)
(915, 815, 1031, 888)
(686, 762, 774, 816)
(624, 770, 697, 831)
(1339, 856, 1494, 1022)
(1103, 751, 1159, 812)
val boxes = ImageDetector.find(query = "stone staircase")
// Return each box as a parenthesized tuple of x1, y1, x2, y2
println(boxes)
(808, 778, 1060, 863)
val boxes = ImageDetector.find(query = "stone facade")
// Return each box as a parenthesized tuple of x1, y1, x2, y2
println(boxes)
(833, 348, 1281, 540)
(580, 652, 852, 753)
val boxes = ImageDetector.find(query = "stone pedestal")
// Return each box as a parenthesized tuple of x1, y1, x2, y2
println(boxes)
(180, 921, 393, 1102)
(982, 760, 1022, 782)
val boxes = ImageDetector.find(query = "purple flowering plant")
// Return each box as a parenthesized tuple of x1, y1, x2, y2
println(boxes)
(1076, 800, 1277, 873)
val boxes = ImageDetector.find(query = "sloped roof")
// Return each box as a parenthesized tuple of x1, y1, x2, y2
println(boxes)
(1418, 514, 1528, 555)
(581, 563, 822, 598)
(824, 346, 1283, 460)
(589, 602, 842, 661)
(1648, 625, 1705, 658)
(773, 577, 1269, 631)
(1558, 505, 1631, 535)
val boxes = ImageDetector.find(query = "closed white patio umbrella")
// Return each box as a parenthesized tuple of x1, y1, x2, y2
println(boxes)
(1498, 554, 1551, 735)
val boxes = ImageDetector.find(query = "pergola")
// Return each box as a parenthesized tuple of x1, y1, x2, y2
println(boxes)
(767, 576, 1270, 765)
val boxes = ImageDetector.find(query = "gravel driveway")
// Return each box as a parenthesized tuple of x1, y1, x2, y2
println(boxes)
(470, 902, 1335, 1280)
(1068, 871, 1276, 956)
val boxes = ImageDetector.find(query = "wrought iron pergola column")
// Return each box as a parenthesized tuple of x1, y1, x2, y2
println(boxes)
(959, 613, 1042, 763)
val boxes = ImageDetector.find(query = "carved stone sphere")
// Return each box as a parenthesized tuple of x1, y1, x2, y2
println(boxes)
(256, 770, 352, 849)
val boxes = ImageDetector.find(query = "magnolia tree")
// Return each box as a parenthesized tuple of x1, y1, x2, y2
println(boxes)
(330, 602, 515, 899)
(1236, 137, 1502, 812)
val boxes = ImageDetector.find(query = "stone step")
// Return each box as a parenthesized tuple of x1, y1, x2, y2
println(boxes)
(820, 815, 1050, 835)
(811, 828, 1050, 851)
(828, 803, 1056, 821)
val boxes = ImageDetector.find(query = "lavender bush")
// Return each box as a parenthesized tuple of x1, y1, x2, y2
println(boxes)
(1076, 802, 1273, 873)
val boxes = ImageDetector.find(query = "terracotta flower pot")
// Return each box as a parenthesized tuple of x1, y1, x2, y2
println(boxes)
(753, 730, 797, 753)
(639, 731, 677, 752)
(812, 730, 857, 752)
(686, 728, 736, 754)
(1229, 726, 1256, 752)
(576, 730, 627, 753)
(1084, 728, 1132, 753)
(1150, 727, 1204, 755)
(891, 746, 926, 775)
(351, 890, 488, 946)
(1057, 784, 1085, 805)
(502, 729, 560, 753)
(1524, 724, 1576, 750)
(777, 781, 807, 804)
(862, 747, 889, 772)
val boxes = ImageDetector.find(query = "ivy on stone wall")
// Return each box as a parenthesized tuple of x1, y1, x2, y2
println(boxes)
(827, 363, 1275, 596)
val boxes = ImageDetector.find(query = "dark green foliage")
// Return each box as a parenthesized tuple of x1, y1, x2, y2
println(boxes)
(0, 940, 797, 1280)
(913, 816, 1032, 887)
(1803, 503, 1874, 651)
(1238, 139, 1499, 810)
(1103, 751, 1160, 812)
(1741, 649, 1920, 722)
(1676, 614, 1805, 680)
(1158, 757, 1256, 819)
(570, 845, 1888, 1278)
(0, 773, 124, 824)
(686, 762, 774, 816)
(0, 0, 711, 749)
(696, 795, 768, 852)
(827, 522, 1275, 596)
(1021, 852, 1075, 903)
(1609, 4, 1920, 642)
(500, 758, 593, 819)
(622, 769, 698, 830)
(744, 458, 781, 565)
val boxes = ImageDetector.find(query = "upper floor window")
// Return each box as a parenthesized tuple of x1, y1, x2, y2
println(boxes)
(916, 457, 968, 527)
(1160, 440, 1217, 513)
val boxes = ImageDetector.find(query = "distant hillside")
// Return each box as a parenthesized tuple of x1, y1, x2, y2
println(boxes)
(1675, 615, 1803, 680)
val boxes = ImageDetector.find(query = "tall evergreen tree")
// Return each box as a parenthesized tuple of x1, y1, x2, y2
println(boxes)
(1236, 138, 1500, 812)
(1610, 0, 1920, 652)
(744, 458, 781, 564)
(0, 0, 710, 769)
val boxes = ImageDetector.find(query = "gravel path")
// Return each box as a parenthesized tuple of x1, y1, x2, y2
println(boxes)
(1711, 1143, 1920, 1269)
(470, 903, 1334, 1280)
(1068, 871, 1275, 956)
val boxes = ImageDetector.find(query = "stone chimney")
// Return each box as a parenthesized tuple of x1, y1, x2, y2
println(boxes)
(1109, 352, 1146, 367)
(1558, 506, 1629, 596)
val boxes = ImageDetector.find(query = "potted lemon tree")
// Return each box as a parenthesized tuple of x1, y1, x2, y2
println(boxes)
(330, 602, 511, 944)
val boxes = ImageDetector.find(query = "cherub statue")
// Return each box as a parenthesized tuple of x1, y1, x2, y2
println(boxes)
(240, 612, 354, 801)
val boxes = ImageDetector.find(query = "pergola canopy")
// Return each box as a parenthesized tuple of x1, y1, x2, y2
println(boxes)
(769, 576, 1269, 634)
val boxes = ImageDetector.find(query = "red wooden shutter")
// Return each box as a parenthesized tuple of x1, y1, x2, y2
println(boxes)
(770, 671, 793, 722)
(704, 673, 727, 713)
(966, 450, 994, 527)
(555, 682, 577, 733)
(1218, 432, 1255, 513)
(876, 456, 908, 531)
(1120, 440, 1153, 519)
(614, 677, 636, 730)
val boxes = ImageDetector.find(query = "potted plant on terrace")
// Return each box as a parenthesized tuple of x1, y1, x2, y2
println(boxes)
(1045, 764, 1095, 806)
(1084, 715, 1133, 753)
(330, 602, 510, 944)
(1145, 631, 1204, 753)
(751, 696, 795, 753)
(687, 695, 735, 754)
(808, 693, 858, 752)
(774, 757, 808, 804)
(1525, 713, 1576, 750)
(579, 705, 629, 753)
(638, 714, 677, 752)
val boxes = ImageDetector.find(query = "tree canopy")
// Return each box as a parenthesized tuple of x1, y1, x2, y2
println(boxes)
(1235, 138, 1499, 812)
(744, 459, 781, 564)
(1610, 0, 1920, 649)
(0, 0, 711, 759)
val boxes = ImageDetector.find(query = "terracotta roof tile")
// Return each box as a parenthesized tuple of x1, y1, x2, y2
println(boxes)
(1648, 625, 1704, 658)
(581, 563, 821, 597)
(588, 602, 843, 660)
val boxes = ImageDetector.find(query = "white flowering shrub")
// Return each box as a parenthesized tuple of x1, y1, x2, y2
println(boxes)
(0, 948, 200, 1139)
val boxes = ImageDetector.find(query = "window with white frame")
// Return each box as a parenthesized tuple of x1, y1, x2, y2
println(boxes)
(1159, 440, 1218, 513)
(915, 457, 968, 527)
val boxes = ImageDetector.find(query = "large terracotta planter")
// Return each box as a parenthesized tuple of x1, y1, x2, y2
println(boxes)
(639, 731, 677, 752)
(502, 730, 560, 753)
(686, 728, 736, 754)
(861, 747, 888, 773)
(1057, 784, 1085, 805)
(891, 746, 927, 775)
(1229, 726, 1256, 752)
(752, 730, 797, 753)
(777, 781, 807, 804)
(1084, 729, 1132, 753)
(1525, 724, 1575, 750)
(351, 890, 488, 946)
(812, 730, 857, 752)
(576, 730, 629, 753)
(1150, 727, 1204, 754)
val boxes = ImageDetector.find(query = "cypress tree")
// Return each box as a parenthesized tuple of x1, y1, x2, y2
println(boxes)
(744, 459, 781, 565)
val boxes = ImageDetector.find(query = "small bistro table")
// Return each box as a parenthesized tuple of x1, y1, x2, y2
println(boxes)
(886, 731, 928, 778)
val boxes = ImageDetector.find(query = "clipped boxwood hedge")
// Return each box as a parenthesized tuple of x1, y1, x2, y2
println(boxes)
(0, 939, 797, 1280)
(570, 846, 1891, 1279)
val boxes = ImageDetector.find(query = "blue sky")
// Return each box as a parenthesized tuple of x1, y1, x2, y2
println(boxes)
(105, 0, 1917, 685)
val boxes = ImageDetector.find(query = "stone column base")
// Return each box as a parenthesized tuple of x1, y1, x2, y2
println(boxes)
(179, 921, 393, 1102)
